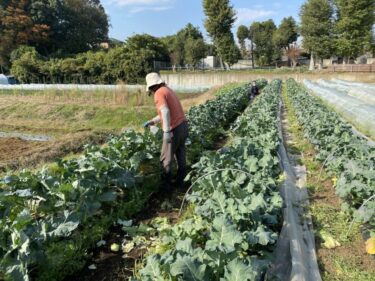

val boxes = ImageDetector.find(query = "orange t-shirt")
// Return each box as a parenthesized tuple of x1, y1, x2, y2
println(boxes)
(154, 86, 187, 130)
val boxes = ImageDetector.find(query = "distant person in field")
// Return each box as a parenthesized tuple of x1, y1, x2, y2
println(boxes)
(143, 72, 189, 190)
(249, 80, 259, 100)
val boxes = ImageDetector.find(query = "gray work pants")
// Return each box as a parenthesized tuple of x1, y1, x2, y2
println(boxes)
(160, 121, 189, 179)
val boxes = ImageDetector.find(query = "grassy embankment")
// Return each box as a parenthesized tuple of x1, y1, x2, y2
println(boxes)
(0, 88, 158, 135)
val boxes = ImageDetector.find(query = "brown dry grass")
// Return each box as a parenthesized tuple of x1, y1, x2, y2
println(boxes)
(0, 87, 146, 106)
(180, 86, 221, 110)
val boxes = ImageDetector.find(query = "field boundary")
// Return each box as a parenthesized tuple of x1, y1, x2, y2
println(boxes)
(161, 72, 375, 88)
(327, 64, 375, 73)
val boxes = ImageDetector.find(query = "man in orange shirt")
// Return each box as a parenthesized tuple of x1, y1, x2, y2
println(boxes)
(144, 73, 189, 190)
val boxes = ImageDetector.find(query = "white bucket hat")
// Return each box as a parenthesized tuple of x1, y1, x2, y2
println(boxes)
(145, 72, 164, 91)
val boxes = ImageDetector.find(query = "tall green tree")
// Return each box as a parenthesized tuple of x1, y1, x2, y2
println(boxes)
(10, 46, 44, 83)
(203, 0, 240, 68)
(273, 17, 298, 50)
(249, 20, 277, 66)
(173, 23, 204, 67)
(161, 23, 207, 70)
(335, 0, 375, 63)
(52, 0, 109, 54)
(121, 34, 169, 83)
(28, 0, 62, 54)
(300, 0, 334, 70)
(273, 17, 299, 66)
(217, 33, 241, 67)
(185, 37, 207, 69)
(160, 35, 178, 69)
(248, 25, 255, 68)
(237, 25, 249, 59)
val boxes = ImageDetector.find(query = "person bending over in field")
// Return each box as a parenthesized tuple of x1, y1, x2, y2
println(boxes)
(249, 80, 259, 100)
(143, 72, 189, 191)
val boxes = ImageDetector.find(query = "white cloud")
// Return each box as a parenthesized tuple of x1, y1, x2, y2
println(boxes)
(105, 0, 174, 13)
(129, 5, 173, 13)
(235, 8, 276, 26)
(108, 0, 172, 6)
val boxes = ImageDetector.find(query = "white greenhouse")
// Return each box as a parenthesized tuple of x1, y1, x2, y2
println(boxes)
(0, 74, 9, 85)
(304, 79, 375, 139)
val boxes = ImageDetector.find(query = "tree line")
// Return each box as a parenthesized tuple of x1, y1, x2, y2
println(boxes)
(1, 0, 374, 83)
(9, 34, 170, 84)
(0, 0, 109, 73)
(7, 25, 211, 84)
(301, 0, 374, 69)
(237, 0, 374, 70)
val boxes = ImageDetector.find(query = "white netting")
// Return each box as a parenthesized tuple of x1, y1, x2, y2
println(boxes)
(303, 80, 375, 139)
(315, 79, 375, 105)
(267, 101, 322, 281)
(332, 78, 375, 91)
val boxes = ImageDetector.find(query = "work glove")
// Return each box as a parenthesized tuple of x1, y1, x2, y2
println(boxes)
(163, 131, 173, 143)
(143, 121, 152, 128)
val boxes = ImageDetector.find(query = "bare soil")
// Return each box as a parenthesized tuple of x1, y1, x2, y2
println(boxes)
(0, 138, 43, 168)
(0, 131, 108, 172)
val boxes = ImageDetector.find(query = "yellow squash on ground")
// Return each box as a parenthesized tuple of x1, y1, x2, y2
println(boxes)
(365, 237, 375, 255)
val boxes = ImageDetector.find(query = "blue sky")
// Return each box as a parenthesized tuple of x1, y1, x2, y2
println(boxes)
(101, 0, 305, 41)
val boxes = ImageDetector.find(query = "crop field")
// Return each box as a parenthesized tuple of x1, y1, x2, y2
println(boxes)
(1, 0, 374, 279)
(0, 79, 374, 281)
